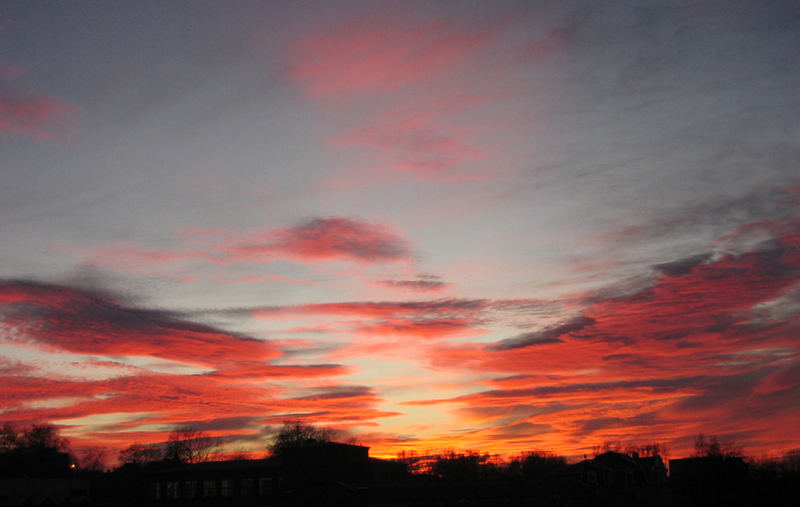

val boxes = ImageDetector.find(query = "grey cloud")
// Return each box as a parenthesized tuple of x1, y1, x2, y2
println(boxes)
(654, 253, 713, 276)
(488, 316, 596, 351)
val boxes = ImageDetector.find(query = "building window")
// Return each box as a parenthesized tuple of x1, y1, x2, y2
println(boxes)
(203, 479, 217, 498)
(152, 482, 163, 500)
(184, 480, 197, 499)
(241, 477, 255, 496)
(258, 476, 272, 495)
(220, 479, 234, 497)
(166, 481, 179, 499)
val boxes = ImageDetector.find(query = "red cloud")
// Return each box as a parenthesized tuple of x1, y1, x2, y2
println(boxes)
(76, 217, 413, 272)
(412, 225, 800, 457)
(254, 298, 487, 320)
(261, 217, 411, 262)
(355, 318, 482, 340)
(287, 16, 498, 97)
(0, 281, 394, 457)
(0, 85, 78, 141)
(0, 280, 280, 367)
(218, 217, 411, 264)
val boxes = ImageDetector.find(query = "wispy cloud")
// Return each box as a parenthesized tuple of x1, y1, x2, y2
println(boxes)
(0, 279, 394, 453)
(287, 15, 499, 98)
(412, 218, 800, 455)
(375, 277, 449, 293)
(0, 85, 78, 141)
(331, 111, 486, 177)
(488, 316, 596, 351)
(226, 217, 411, 263)
(0, 48, 78, 141)
(0, 280, 277, 367)
(80, 216, 413, 273)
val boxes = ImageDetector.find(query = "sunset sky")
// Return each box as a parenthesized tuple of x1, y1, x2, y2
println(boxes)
(1, 1, 799, 462)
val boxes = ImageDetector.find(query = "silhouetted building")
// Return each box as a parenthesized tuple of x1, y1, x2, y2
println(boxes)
(143, 459, 286, 506)
(546, 451, 670, 507)
(139, 442, 407, 506)
(669, 455, 749, 507)
(0, 450, 90, 506)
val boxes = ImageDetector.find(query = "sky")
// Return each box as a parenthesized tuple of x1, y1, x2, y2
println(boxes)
(1, 0, 799, 462)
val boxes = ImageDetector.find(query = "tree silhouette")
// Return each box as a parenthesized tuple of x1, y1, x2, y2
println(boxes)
(517, 450, 567, 479)
(0, 422, 19, 452)
(118, 442, 163, 466)
(431, 450, 495, 481)
(164, 426, 219, 464)
(78, 447, 106, 472)
(269, 421, 338, 456)
(694, 433, 743, 458)
(21, 424, 69, 452)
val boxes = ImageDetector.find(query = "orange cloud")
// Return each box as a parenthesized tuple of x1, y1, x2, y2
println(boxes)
(409, 224, 800, 457)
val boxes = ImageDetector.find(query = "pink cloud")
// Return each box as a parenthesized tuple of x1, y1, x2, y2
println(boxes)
(258, 217, 411, 262)
(287, 16, 499, 98)
(0, 60, 25, 78)
(76, 217, 413, 274)
(0, 85, 78, 141)
(332, 112, 486, 177)
(375, 277, 450, 293)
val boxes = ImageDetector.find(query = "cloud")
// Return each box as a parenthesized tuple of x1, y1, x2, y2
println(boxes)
(332, 112, 486, 177)
(287, 15, 499, 97)
(0, 280, 394, 455)
(653, 253, 713, 276)
(78, 217, 413, 272)
(253, 298, 488, 320)
(355, 318, 480, 340)
(254, 217, 411, 262)
(0, 60, 24, 78)
(488, 316, 596, 351)
(0, 280, 278, 367)
(1, 66, 79, 140)
(208, 362, 349, 380)
(410, 219, 800, 456)
(376, 277, 450, 293)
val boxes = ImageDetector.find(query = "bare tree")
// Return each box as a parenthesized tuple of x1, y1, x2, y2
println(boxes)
(269, 421, 338, 456)
(20, 424, 69, 452)
(518, 450, 568, 479)
(624, 442, 669, 460)
(164, 427, 220, 464)
(78, 447, 107, 472)
(694, 433, 743, 458)
(431, 450, 495, 481)
(0, 422, 19, 452)
(118, 443, 163, 466)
